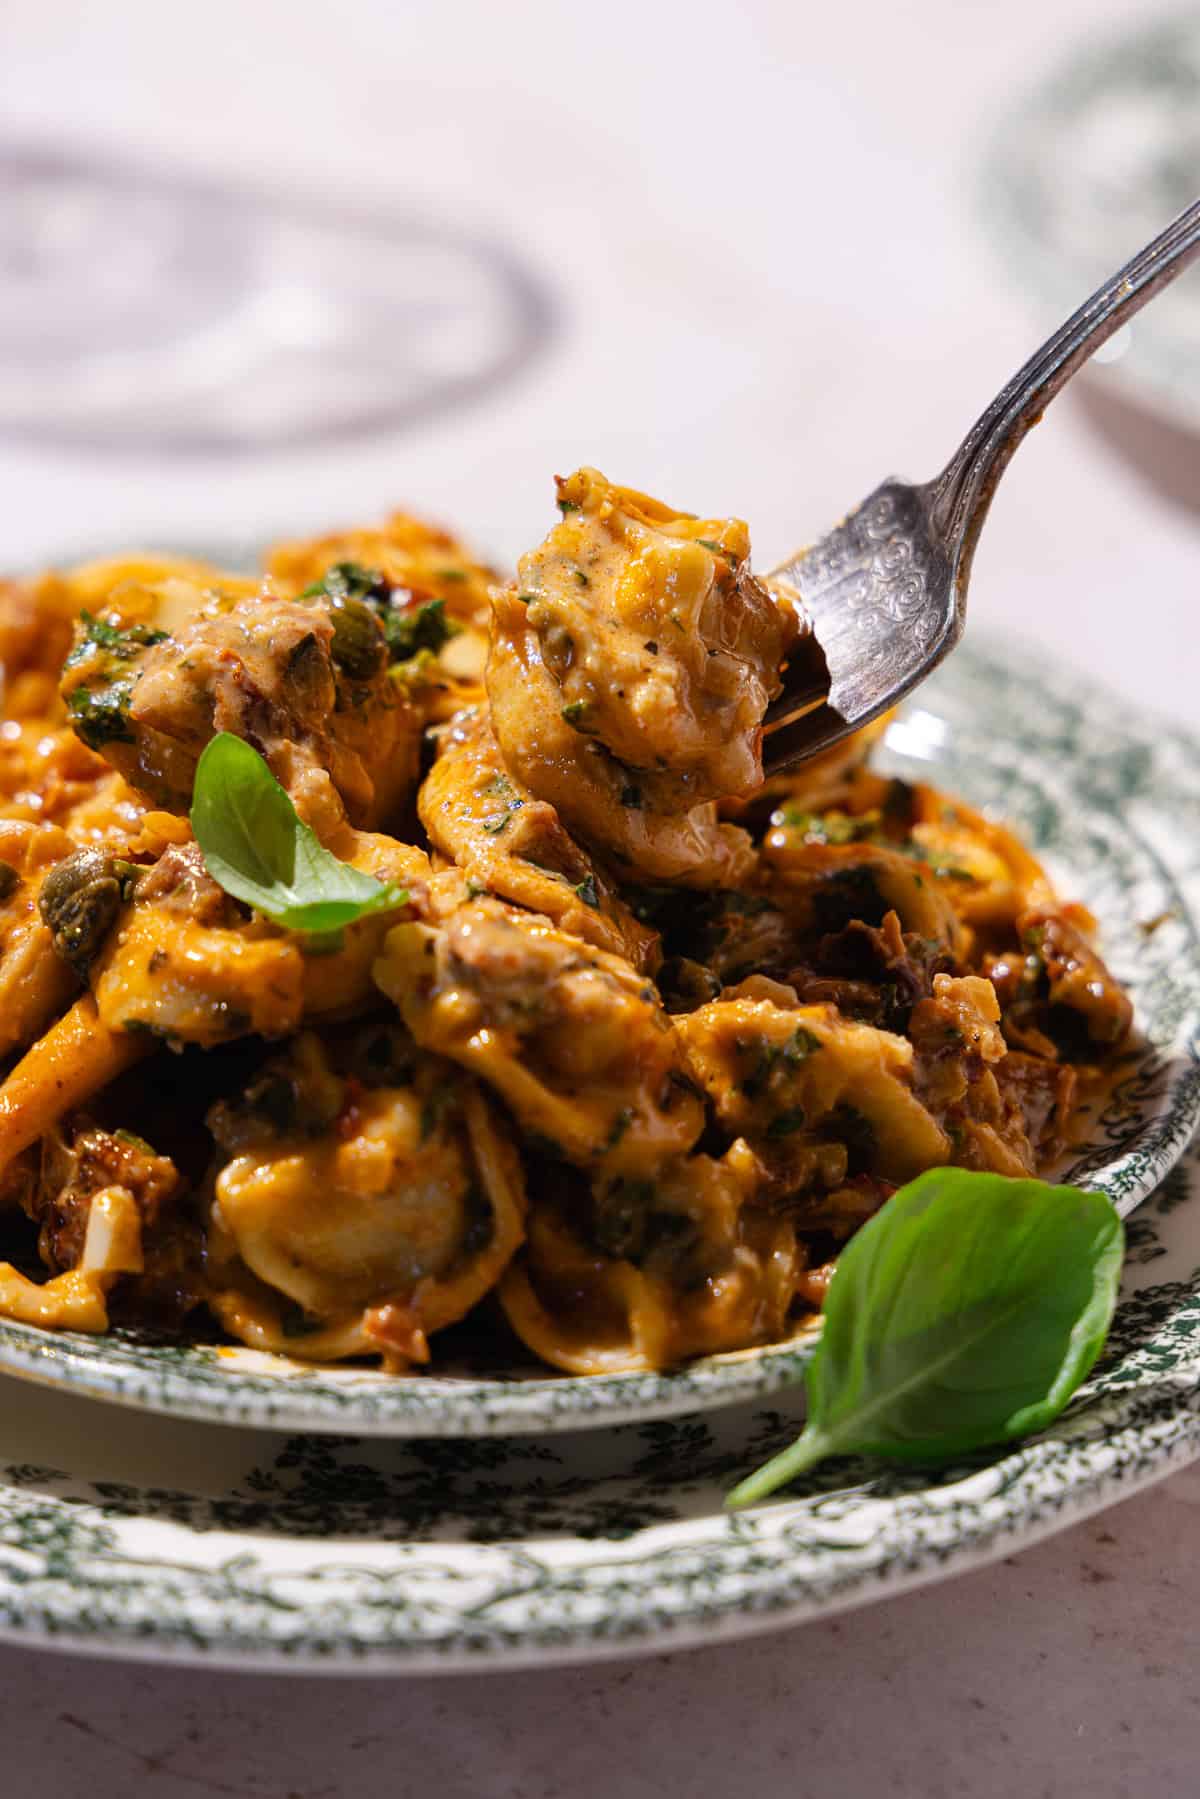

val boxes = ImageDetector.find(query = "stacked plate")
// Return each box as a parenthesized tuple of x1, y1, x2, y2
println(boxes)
(1, 638, 1199, 1671)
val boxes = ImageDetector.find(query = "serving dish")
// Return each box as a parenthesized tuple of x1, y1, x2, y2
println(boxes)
(0, 634, 1195, 1436)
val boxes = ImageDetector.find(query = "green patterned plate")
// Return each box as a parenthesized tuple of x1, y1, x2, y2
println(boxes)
(1, 1131, 1199, 1669)
(0, 637, 1196, 1437)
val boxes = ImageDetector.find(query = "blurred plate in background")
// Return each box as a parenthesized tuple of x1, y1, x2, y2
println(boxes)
(985, 9, 1200, 439)
(0, 144, 552, 453)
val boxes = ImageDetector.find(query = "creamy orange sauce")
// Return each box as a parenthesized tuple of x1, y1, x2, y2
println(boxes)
(0, 480, 1134, 1373)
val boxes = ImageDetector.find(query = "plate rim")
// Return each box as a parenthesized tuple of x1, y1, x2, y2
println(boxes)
(1, 1435, 1197, 1676)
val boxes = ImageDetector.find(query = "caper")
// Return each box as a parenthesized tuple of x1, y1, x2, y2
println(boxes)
(283, 631, 335, 710)
(38, 848, 127, 975)
(329, 596, 387, 681)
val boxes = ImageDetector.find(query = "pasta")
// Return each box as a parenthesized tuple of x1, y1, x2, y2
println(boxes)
(0, 472, 1133, 1373)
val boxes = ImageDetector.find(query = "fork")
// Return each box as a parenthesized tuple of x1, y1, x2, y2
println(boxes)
(763, 196, 1200, 773)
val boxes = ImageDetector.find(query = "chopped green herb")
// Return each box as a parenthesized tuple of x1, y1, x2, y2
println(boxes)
(777, 808, 876, 845)
(574, 569, 590, 587)
(573, 874, 600, 909)
(696, 538, 740, 568)
(113, 1128, 158, 1156)
(64, 609, 173, 749)
(64, 611, 168, 669)
(387, 648, 442, 689)
(561, 701, 588, 725)
(304, 566, 456, 668)
(743, 1024, 821, 1099)
(785, 1025, 821, 1063)
(301, 561, 388, 603)
(557, 497, 581, 515)
(68, 680, 136, 748)
(903, 840, 975, 882)
(591, 1176, 654, 1258)
(481, 800, 523, 836)
(384, 597, 454, 663)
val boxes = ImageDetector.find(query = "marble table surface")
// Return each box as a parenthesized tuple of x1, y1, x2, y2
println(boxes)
(0, 0, 1196, 1791)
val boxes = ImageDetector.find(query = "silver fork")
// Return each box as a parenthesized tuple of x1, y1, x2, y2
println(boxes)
(763, 196, 1200, 774)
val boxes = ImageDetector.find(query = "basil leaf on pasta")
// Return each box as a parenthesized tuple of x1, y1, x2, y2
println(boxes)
(190, 732, 407, 940)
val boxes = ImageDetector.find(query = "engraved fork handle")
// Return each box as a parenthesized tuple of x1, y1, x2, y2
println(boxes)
(933, 195, 1200, 590)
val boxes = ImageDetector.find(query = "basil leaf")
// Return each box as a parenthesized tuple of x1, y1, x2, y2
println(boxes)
(727, 1169, 1123, 1506)
(190, 733, 407, 939)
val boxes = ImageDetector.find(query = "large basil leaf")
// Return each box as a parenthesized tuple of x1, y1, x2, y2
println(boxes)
(727, 1168, 1123, 1506)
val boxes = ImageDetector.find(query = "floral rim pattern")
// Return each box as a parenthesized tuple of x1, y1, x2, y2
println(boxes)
(0, 1135, 1197, 1670)
(0, 635, 1195, 1437)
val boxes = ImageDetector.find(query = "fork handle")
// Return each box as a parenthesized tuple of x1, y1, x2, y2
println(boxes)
(932, 195, 1200, 572)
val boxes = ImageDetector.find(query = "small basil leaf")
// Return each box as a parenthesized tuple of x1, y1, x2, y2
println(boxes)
(190, 733, 407, 939)
(727, 1169, 1123, 1506)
